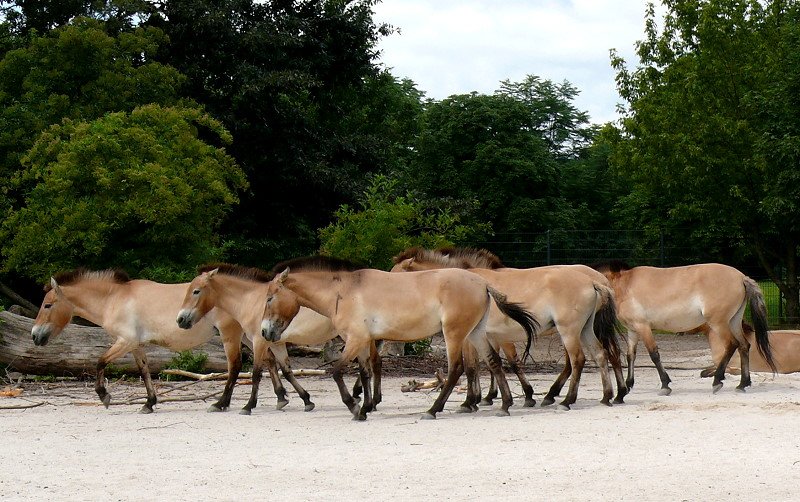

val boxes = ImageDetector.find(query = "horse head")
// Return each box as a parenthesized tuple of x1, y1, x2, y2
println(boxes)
(177, 269, 218, 329)
(32, 278, 75, 346)
(260, 268, 301, 342)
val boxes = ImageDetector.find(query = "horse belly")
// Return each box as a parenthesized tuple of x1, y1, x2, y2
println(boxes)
(363, 312, 440, 342)
(633, 300, 706, 333)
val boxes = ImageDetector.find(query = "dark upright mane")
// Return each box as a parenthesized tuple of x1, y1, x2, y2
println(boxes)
(46, 268, 131, 291)
(198, 263, 275, 283)
(590, 260, 633, 274)
(269, 255, 366, 274)
(392, 247, 505, 270)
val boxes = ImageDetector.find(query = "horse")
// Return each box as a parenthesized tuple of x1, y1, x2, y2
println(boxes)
(391, 247, 625, 410)
(592, 261, 776, 394)
(690, 322, 800, 375)
(31, 269, 246, 414)
(176, 262, 349, 414)
(260, 256, 539, 420)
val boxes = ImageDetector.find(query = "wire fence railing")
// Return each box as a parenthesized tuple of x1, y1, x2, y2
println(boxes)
(477, 230, 796, 328)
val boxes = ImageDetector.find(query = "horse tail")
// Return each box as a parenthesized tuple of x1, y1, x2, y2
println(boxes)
(592, 283, 622, 367)
(744, 277, 777, 373)
(487, 287, 539, 361)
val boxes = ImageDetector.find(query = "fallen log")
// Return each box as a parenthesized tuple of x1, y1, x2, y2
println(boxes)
(0, 310, 231, 376)
(160, 368, 326, 380)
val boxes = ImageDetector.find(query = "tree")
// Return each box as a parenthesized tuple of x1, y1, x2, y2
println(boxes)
(610, 0, 800, 320)
(148, 0, 399, 266)
(3, 104, 246, 281)
(318, 175, 489, 270)
(404, 89, 591, 236)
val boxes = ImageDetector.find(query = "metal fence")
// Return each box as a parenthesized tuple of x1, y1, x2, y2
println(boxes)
(477, 230, 795, 327)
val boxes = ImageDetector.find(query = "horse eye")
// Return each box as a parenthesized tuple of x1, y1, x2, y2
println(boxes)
(192, 289, 200, 295)
(44, 303, 52, 309)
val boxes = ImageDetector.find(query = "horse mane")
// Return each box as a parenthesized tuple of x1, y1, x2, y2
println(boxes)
(198, 263, 275, 283)
(392, 247, 505, 270)
(45, 268, 131, 291)
(269, 255, 366, 274)
(590, 260, 633, 274)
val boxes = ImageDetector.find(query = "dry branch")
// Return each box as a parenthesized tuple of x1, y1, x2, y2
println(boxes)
(160, 368, 326, 380)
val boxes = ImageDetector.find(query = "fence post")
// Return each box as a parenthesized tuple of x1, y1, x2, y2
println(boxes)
(546, 230, 551, 265)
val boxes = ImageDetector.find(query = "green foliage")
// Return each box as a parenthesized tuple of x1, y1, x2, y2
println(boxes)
(404, 338, 431, 357)
(609, 0, 800, 316)
(403, 81, 596, 235)
(3, 104, 247, 281)
(318, 175, 490, 270)
(160, 350, 208, 381)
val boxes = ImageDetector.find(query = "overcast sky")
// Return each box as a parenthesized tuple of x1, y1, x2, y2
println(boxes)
(372, 1, 656, 125)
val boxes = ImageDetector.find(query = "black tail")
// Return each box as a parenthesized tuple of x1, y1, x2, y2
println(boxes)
(744, 277, 776, 373)
(487, 287, 539, 361)
(593, 284, 623, 367)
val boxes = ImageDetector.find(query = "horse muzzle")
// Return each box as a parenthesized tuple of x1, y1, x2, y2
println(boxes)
(176, 309, 196, 329)
(260, 320, 286, 342)
(31, 325, 51, 346)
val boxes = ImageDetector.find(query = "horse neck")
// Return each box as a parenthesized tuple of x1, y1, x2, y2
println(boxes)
(61, 281, 123, 325)
(605, 270, 632, 303)
(284, 272, 345, 318)
(209, 275, 269, 334)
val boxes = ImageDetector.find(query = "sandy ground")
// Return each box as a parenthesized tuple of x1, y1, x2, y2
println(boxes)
(2, 334, 800, 501)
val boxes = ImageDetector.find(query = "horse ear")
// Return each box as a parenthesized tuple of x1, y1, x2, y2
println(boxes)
(50, 277, 63, 296)
(277, 268, 290, 284)
(207, 268, 219, 278)
(401, 258, 414, 271)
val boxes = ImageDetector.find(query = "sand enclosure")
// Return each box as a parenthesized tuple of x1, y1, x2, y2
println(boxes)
(2, 335, 800, 501)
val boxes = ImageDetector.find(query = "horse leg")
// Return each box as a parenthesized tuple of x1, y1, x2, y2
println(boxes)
(580, 324, 614, 407)
(354, 354, 373, 421)
(422, 351, 465, 420)
(558, 337, 585, 411)
(270, 343, 315, 411)
(240, 338, 274, 415)
(639, 326, 671, 395)
(711, 339, 738, 394)
(625, 329, 640, 390)
(542, 352, 571, 406)
(728, 320, 752, 392)
(95, 339, 135, 408)
(481, 372, 498, 406)
(503, 343, 535, 407)
(332, 342, 362, 418)
(475, 339, 515, 416)
(370, 341, 383, 409)
(458, 343, 481, 413)
(209, 324, 243, 412)
(131, 348, 157, 414)
(611, 352, 628, 404)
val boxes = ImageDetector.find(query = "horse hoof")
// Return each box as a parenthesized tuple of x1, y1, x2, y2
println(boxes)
(735, 386, 747, 393)
(139, 406, 153, 414)
(420, 412, 436, 420)
(101, 394, 111, 409)
(600, 399, 612, 407)
(480, 399, 493, 406)
(471, 405, 479, 412)
(276, 400, 289, 410)
(304, 403, 316, 412)
(658, 387, 672, 396)
(541, 397, 555, 407)
(495, 409, 511, 417)
(613, 397, 625, 405)
(700, 369, 714, 378)
(626, 379, 635, 390)
(207, 405, 226, 413)
(523, 399, 536, 408)
(556, 404, 570, 411)
(712, 383, 723, 394)
(455, 405, 474, 414)
(239, 408, 252, 415)
(352, 414, 367, 421)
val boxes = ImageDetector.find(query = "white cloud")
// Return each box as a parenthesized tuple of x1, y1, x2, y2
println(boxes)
(373, 0, 654, 124)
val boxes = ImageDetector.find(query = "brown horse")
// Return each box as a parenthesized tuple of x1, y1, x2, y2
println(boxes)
(31, 269, 245, 413)
(177, 263, 347, 414)
(691, 322, 800, 375)
(260, 256, 539, 420)
(392, 247, 625, 410)
(593, 261, 776, 394)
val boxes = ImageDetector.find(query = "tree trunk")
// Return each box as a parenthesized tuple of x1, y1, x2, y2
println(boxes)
(0, 311, 231, 376)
